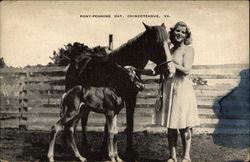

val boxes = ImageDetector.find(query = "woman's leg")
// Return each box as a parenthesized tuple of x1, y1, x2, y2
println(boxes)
(167, 128, 178, 161)
(180, 127, 192, 161)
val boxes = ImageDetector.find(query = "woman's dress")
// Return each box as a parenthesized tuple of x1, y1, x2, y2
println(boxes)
(153, 70, 200, 129)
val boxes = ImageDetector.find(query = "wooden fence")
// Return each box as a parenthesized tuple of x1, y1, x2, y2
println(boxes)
(0, 64, 249, 134)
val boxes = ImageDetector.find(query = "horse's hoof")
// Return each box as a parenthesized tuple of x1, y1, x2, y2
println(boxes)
(82, 142, 93, 149)
(82, 144, 93, 153)
(126, 148, 138, 159)
(99, 149, 109, 160)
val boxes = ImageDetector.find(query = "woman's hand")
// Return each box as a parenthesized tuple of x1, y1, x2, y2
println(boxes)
(167, 62, 176, 78)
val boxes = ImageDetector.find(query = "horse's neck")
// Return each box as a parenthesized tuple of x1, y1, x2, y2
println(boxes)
(115, 84, 136, 98)
(107, 32, 149, 69)
(108, 48, 147, 69)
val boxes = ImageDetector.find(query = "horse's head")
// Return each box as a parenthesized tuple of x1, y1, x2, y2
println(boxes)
(142, 22, 170, 65)
(142, 22, 175, 77)
(108, 23, 175, 77)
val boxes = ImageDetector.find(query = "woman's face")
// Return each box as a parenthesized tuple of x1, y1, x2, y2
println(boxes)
(173, 25, 187, 43)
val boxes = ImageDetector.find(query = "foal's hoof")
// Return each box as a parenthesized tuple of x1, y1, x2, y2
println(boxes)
(115, 156, 124, 162)
(111, 157, 116, 162)
(48, 157, 54, 162)
(77, 155, 87, 162)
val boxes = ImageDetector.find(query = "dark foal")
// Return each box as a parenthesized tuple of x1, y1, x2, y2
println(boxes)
(47, 66, 144, 162)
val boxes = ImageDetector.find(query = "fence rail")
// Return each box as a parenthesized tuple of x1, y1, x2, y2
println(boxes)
(0, 64, 249, 134)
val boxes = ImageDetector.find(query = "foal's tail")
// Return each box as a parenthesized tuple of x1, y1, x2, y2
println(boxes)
(59, 93, 68, 146)
(59, 93, 67, 117)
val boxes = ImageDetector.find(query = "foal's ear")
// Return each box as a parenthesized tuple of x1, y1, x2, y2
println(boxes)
(74, 62, 79, 70)
(161, 23, 166, 29)
(143, 22, 151, 30)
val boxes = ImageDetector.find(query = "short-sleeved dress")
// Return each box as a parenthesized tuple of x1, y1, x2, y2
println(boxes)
(153, 67, 200, 129)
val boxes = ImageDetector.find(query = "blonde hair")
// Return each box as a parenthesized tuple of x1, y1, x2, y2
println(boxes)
(169, 21, 192, 45)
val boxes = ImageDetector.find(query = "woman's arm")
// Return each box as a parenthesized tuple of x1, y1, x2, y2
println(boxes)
(174, 46, 194, 75)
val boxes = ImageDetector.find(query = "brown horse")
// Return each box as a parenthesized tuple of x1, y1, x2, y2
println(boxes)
(65, 23, 174, 158)
(47, 66, 144, 162)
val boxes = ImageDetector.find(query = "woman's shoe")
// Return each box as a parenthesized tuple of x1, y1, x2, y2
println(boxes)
(182, 158, 191, 162)
(166, 157, 177, 162)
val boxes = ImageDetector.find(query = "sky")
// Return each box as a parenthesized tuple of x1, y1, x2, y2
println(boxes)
(0, 1, 249, 67)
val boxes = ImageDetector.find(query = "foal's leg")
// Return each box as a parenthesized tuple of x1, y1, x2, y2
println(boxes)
(47, 123, 62, 162)
(105, 111, 116, 162)
(65, 105, 88, 162)
(67, 117, 87, 162)
(47, 115, 72, 162)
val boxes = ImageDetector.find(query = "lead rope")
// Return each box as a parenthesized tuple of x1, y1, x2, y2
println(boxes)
(155, 72, 164, 111)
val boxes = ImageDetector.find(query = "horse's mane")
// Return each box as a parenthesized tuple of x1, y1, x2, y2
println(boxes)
(112, 25, 168, 53)
(111, 32, 144, 56)
(152, 25, 169, 45)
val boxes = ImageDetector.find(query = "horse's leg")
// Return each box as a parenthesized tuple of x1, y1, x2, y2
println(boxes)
(81, 108, 92, 152)
(113, 115, 123, 162)
(100, 122, 109, 159)
(105, 111, 116, 162)
(125, 96, 137, 158)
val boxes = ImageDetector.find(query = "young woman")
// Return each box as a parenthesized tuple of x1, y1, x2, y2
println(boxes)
(163, 21, 200, 162)
(137, 21, 199, 162)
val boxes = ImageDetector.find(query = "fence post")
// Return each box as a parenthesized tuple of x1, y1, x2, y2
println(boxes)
(18, 72, 29, 130)
(109, 34, 113, 50)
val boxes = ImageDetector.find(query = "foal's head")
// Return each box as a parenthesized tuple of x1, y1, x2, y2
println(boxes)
(112, 64, 144, 94)
(124, 66, 144, 91)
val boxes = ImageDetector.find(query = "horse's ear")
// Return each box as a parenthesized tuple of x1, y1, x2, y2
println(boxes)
(161, 23, 166, 29)
(143, 22, 151, 31)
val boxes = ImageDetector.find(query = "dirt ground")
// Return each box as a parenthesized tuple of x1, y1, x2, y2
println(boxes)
(0, 129, 249, 162)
